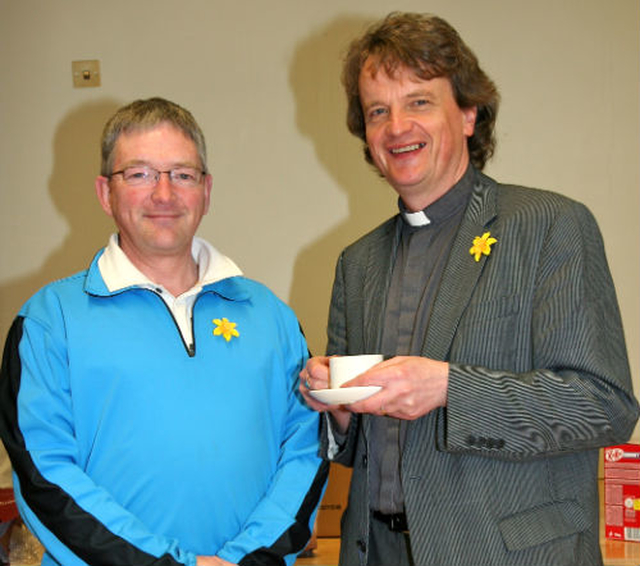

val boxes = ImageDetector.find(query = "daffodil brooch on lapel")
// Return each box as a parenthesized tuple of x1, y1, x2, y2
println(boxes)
(469, 232, 498, 262)
(213, 318, 240, 342)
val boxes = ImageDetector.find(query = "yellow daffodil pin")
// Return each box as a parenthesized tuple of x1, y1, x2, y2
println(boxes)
(213, 318, 240, 342)
(469, 232, 498, 262)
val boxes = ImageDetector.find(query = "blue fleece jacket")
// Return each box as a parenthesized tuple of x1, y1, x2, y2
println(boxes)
(0, 250, 327, 566)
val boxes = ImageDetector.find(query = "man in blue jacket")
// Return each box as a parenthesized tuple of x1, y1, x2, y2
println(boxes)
(0, 97, 327, 566)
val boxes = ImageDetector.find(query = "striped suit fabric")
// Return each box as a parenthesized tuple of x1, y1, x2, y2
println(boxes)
(321, 170, 639, 566)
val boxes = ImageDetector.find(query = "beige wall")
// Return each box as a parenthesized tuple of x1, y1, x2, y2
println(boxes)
(1, 0, 638, 440)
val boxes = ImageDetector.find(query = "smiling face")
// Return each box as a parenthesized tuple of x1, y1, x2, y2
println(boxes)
(95, 122, 212, 267)
(359, 57, 477, 210)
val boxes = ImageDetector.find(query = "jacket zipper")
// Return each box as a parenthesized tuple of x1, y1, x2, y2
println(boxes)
(150, 288, 197, 358)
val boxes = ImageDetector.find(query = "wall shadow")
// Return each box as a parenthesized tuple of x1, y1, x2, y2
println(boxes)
(0, 99, 121, 340)
(287, 14, 394, 355)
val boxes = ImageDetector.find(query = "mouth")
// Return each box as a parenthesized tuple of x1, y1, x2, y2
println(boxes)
(389, 142, 426, 155)
(145, 212, 182, 221)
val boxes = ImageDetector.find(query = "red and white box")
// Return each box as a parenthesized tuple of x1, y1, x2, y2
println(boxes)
(604, 443, 640, 542)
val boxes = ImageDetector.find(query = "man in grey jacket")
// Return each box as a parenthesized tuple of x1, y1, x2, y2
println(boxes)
(300, 12, 639, 566)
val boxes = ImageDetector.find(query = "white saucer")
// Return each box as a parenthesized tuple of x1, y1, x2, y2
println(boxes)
(309, 386, 381, 405)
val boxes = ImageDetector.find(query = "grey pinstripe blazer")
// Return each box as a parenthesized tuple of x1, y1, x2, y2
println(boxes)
(321, 170, 639, 566)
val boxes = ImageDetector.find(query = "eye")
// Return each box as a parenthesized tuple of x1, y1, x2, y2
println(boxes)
(412, 98, 430, 108)
(366, 107, 387, 122)
(174, 168, 197, 182)
(123, 167, 151, 181)
(170, 168, 203, 187)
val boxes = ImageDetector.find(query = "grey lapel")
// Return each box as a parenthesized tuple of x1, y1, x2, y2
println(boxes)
(422, 174, 498, 361)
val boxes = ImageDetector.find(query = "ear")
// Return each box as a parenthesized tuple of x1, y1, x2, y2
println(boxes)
(202, 173, 213, 215)
(462, 106, 478, 137)
(95, 176, 114, 217)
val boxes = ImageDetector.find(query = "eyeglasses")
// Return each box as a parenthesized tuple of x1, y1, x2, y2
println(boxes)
(109, 166, 206, 189)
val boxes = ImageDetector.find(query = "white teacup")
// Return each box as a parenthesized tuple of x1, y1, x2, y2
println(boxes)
(329, 354, 383, 389)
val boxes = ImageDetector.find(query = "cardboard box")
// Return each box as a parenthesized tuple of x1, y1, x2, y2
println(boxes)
(316, 464, 351, 537)
(604, 444, 640, 542)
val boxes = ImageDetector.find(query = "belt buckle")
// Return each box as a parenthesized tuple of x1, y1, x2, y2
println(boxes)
(389, 513, 408, 533)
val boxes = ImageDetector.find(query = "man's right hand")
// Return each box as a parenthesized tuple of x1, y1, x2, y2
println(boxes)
(299, 356, 352, 433)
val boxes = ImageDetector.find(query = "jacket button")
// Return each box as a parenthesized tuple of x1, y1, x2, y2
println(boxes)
(362, 454, 368, 467)
(357, 539, 366, 552)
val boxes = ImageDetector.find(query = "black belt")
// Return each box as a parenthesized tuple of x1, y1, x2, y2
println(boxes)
(372, 510, 409, 532)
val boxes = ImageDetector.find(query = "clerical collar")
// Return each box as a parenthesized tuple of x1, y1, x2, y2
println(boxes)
(402, 209, 431, 227)
(399, 165, 475, 227)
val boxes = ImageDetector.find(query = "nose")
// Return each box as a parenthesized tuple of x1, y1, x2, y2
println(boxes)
(387, 109, 411, 136)
(150, 172, 175, 202)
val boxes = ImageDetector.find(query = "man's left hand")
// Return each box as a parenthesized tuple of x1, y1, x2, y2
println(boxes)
(196, 556, 236, 566)
(344, 356, 449, 420)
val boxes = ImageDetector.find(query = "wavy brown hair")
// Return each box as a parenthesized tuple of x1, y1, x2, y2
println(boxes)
(343, 12, 499, 170)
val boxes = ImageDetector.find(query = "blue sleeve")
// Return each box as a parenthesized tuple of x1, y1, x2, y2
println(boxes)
(0, 315, 196, 566)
